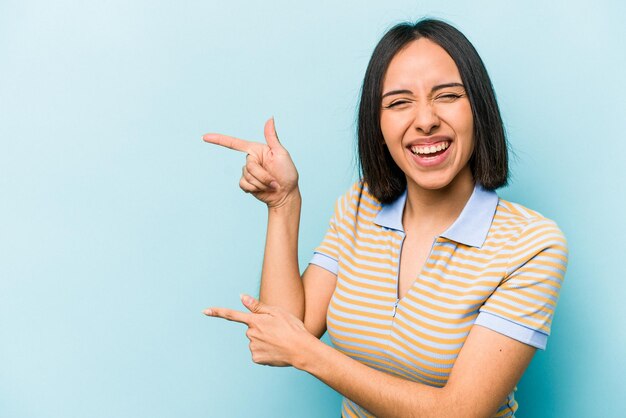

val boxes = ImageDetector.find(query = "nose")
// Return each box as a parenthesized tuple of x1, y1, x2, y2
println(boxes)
(412, 101, 440, 134)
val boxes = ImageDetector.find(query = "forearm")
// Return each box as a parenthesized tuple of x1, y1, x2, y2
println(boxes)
(296, 338, 455, 418)
(259, 189, 304, 319)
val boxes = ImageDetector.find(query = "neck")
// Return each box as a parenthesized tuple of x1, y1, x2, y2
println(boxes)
(403, 171, 475, 234)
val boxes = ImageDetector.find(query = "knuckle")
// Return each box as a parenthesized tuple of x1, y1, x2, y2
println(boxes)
(243, 171, 254, 183)
(249, 161, 260, 172)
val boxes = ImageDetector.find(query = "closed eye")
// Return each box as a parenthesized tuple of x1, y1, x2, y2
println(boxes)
(434, 93, 466, 102)
(383, 100, 412, 109)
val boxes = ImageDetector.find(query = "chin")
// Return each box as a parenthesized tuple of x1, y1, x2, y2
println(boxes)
(409, 176, 454, 191)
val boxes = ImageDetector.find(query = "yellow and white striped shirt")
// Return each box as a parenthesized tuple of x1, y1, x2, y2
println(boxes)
(310, 181, 568, 418)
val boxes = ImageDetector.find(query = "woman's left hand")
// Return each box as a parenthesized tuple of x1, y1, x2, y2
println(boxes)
(204, 295, 316, 367)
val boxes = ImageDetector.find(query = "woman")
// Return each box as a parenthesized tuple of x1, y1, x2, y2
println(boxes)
(202, 19, 568, 418)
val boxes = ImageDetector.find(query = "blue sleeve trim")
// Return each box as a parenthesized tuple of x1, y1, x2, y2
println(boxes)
(474, 312, 548, 350)
(309, 252, 338, 275)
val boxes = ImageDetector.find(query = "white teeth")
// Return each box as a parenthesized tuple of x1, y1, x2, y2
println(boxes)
(411, 142, 450, 155)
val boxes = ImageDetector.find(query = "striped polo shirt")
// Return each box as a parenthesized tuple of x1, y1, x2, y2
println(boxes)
(309, 181, 568, 418)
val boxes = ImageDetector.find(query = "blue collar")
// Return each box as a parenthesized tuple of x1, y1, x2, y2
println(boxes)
(373, 184, 499, 248)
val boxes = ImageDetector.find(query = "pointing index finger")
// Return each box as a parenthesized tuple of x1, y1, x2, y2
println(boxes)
(204, 306, 252, 325)
(202, 133, 254, 154)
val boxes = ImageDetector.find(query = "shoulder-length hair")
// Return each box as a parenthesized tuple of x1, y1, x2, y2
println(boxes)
(358, 19, 508, 203)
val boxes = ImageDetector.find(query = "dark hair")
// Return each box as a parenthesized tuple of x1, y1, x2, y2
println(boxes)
(358, 18, 508, 203)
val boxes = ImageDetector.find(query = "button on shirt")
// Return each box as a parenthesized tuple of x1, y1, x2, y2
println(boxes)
(309, 181, 568, 418)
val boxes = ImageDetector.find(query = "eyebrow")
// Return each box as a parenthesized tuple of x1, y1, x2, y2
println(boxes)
(381, 82, 465, 99)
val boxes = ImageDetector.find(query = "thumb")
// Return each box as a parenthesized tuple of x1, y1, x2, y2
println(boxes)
(240, 294, 272, 314)
(263, 117, 283, 150)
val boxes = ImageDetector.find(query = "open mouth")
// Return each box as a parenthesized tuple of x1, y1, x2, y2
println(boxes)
(409, 141, 451, 158)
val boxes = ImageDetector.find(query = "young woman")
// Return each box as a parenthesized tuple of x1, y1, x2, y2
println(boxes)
(202, 19, 568, 418)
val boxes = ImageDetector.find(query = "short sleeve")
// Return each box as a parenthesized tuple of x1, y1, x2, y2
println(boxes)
(309, 185, 354, 275)
(475, 218, 568, 349)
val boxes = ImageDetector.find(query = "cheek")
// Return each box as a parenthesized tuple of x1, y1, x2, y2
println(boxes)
(463, 117, 475, 156)
(379, 114, 394, 142)
(458, 103, 474, 136)
(459, 114, 474, 148)
(442, 106, 474, 149)
(441, 103, 473, 131)
(380, 112, 409, 146)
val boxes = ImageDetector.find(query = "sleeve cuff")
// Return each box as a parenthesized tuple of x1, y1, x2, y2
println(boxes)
(474, 311, 548, 350)
(309, 252, 338, 275)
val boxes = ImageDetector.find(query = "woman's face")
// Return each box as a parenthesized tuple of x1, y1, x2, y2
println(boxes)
(380, 38, 474, 192)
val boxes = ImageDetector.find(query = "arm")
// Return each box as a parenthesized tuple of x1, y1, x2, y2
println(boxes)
(259, 194, 304, 319)
(259, 201, 337, 333)
(259, 195, 337, 332)
(203, 118, 335, 330)
(299, 324, 534, 418)
(206, 297, 535, 418)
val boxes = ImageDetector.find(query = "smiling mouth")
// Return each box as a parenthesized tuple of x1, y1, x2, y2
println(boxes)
(410, 141, 450, 158)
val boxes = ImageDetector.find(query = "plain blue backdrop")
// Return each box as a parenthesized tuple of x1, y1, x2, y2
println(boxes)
(1, 1, 625, 417)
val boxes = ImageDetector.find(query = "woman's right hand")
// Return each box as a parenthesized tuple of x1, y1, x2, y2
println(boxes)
(202, 118, 299, 208)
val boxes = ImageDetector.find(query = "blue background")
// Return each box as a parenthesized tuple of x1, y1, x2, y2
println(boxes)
(1, 1, 624, 417)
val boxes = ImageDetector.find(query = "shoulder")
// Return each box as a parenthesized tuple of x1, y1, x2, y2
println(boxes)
(333, 180, 383, 220)
(496, 199, 566, 241)
(345, 180, 381, 205)
(495, 199, 568, 272)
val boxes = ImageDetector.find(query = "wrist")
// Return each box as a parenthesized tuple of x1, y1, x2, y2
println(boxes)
(268, 188, 301, 213)
(291, 332, 326, 372)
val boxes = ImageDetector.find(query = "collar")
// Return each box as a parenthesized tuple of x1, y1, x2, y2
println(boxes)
(373, 183, 499, 248)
